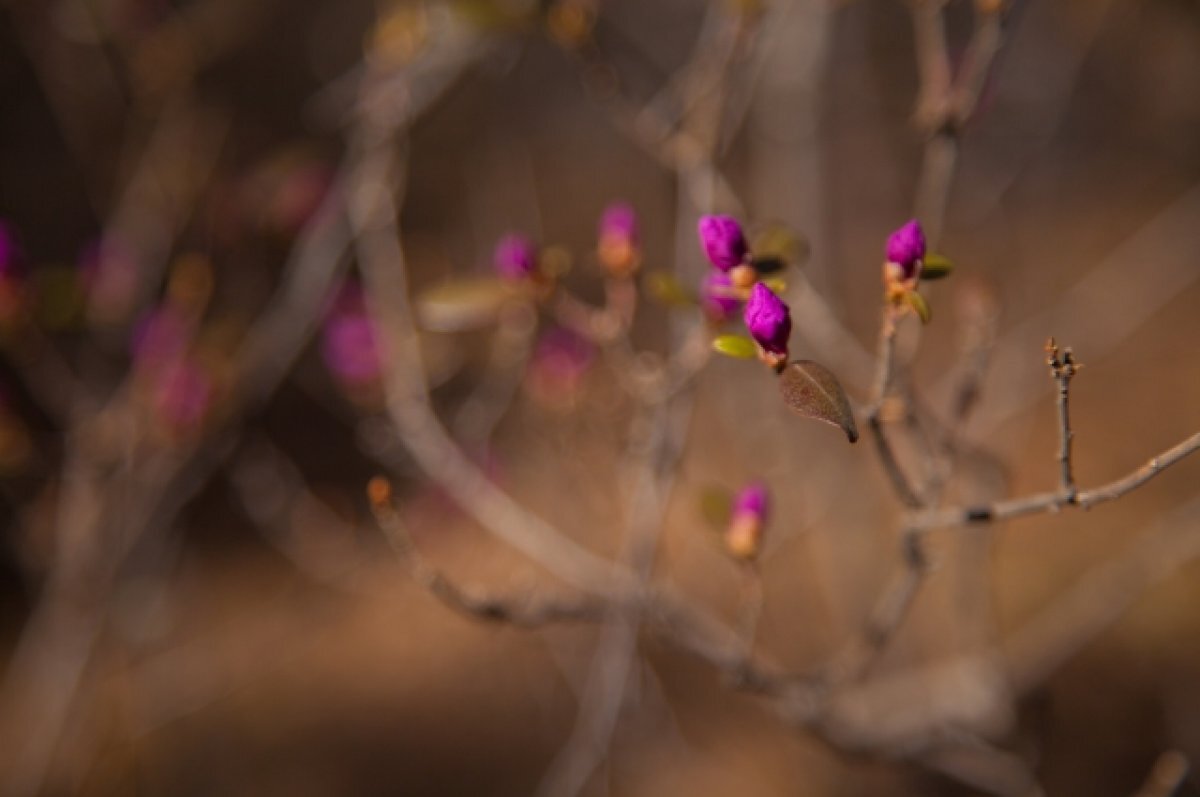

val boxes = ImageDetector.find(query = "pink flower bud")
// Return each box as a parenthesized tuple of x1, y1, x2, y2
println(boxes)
(697, 215, 748, 272)
(131, 306, 191, 373)
(493, 233, 539, 280)
(597, 202, 640, 277)
(153, 357, 213, 436)
(321, 282, 381, 390)
(525, 325, 594, 409)
(598, 202, 638, 246)
(0, 221, 20, 279)
(732, 481, 769, 524)
(885, 220, 926, 281)
(701, 272, 740, 323)
(726, 481, 770, 560)
(743, 282, 791, 357)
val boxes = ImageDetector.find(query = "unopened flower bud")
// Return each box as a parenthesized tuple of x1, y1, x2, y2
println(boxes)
(322, 282, 382, 393)
(525, 325, 594, 410)
(153, 357, 213, 438)
(0, 221, 25, 324)
(700, 272, 740, 323)
(597, 202, 640, 278)
(744, 282, 791, 362)
(0, 221, 20, 279)
(698, 215, 748, 272)
(131, 306, 191, 374)
(885, 219, 926, 282)
(493, 233, 539, 280)
(725, 482, 769, 560)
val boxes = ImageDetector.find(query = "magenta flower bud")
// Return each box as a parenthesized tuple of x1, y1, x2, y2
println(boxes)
(732, 481, 769, 524)
(322, 282, 381, 389)
(131, 306, 191, 373)
(153, 357, 212, 435)
(597, 202, 641, 277)
(744, 282, 791, 357)
(885, 219, 926, 280)
(525, 325, 595, 409)
(0, 221, 19, 279)
(598, 202, 638, 246)
(701, 272, 740, 323)
(493, 233, 539, 280)
(697, 215, 748, 272)
(726, 481, 770, 560)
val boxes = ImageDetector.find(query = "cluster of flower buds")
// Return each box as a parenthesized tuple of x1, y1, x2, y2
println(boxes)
(596, 202, 641, 279)
(724, 482, 770, 561)
(698, 215, 792, 367)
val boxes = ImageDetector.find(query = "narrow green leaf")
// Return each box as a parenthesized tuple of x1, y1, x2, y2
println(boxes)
(905, 291, 932, 324)
(645, 272, 697, 307)
(699, 486, 733, 532)
(920, 253, 954, 280)
(761, 277, 788, 294)
(752, 223, 810, 269)
(751, 256, 786, 275)
(779, 360, 859, 443)
(712, 334, 758, 359)
(416, 277, 519, 332)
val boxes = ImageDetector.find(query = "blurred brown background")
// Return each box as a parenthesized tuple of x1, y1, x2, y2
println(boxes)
(2, 0, 1200, 795)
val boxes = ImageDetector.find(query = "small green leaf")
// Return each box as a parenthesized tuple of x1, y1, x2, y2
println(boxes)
(712, 334, 758, 359)
(416, 277, 519, 332)
(699, 486, 733, 532)
(761, 277, 788, 294)
(752, 223, 809, 270)
(920, 253, 954, 280)
(905, 291, 932, 324)
(645, 272, 697, 307)
(751, 256, 786, 275)
(779, 360, 858, 443)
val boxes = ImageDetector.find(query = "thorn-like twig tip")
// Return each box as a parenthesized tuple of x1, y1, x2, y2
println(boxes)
(367, 475, 392, 508)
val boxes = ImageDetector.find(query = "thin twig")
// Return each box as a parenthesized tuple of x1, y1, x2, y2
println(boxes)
(823, 525, 928, 686)
(370, 483, 608, 626)
(912, 430, 1200, 532)
(1131, 751, 1189, 797)
(1045, 338, 1079, 499)
(867, 308, 924, 509)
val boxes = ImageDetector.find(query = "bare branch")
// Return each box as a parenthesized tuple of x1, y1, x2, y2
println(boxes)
(1131, 751, 1189, 797)
(369, 481, 608, 627)
(867, 309, 924, 509)
(1045, 338, 1079, 499)
(914, 430, 1200, 532)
